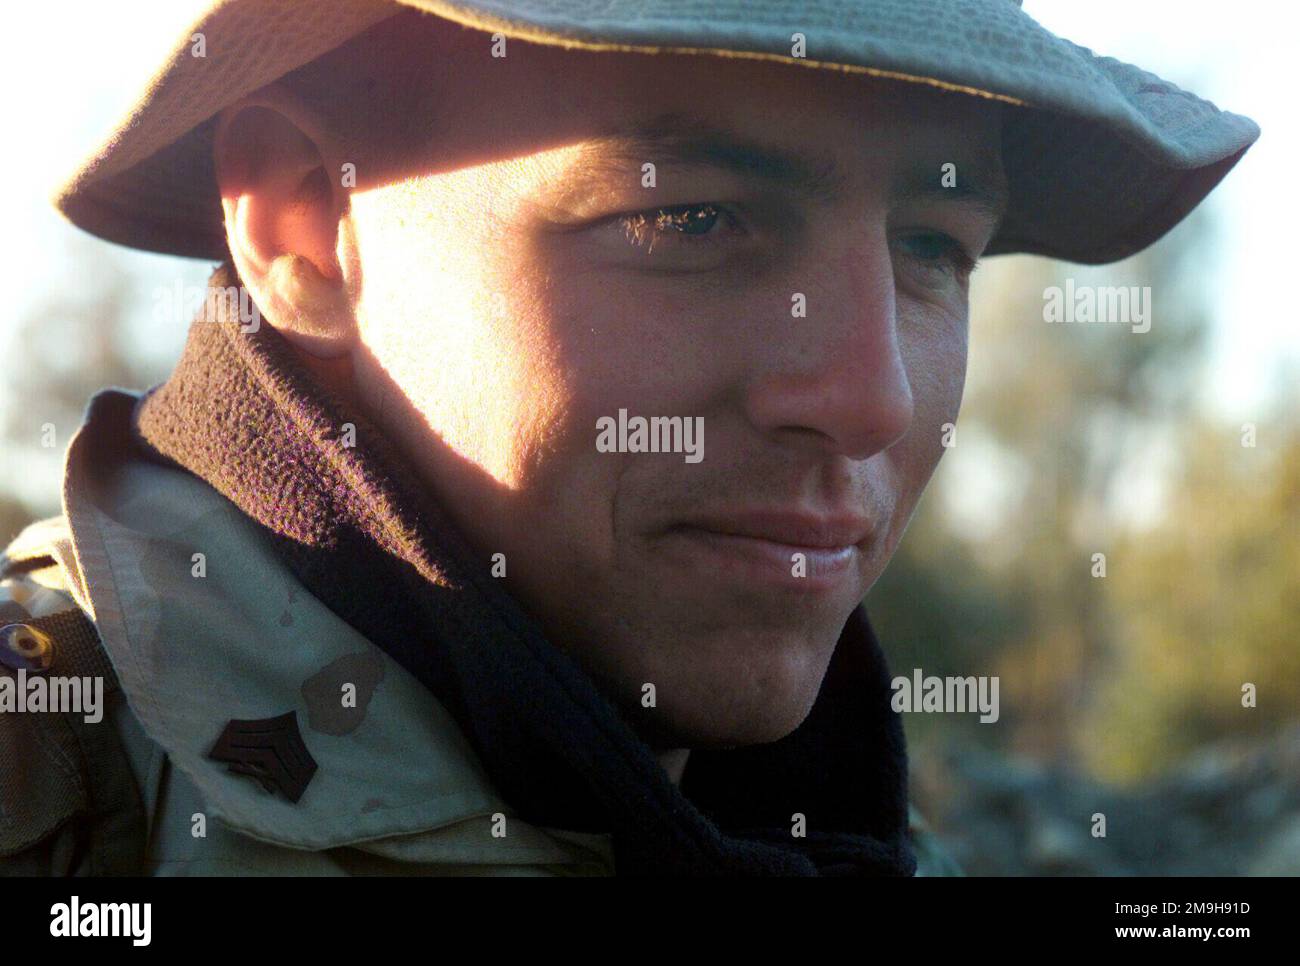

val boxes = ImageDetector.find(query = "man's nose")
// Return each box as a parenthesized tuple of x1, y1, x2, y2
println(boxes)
(742, 233, 914, 462)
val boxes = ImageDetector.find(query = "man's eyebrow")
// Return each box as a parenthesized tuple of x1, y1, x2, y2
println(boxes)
(891, 164, 1010, 227)
(553, 112, 1010, 229)
(563, 113, 848, 203)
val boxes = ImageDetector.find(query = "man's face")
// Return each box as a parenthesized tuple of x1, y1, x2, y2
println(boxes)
(226, 21, 1007, 750)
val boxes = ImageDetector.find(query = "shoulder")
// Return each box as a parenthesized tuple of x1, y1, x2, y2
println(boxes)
(0, 516, 84, 623)
(0, 515, 112, 699)
(0, 517, 147, 875)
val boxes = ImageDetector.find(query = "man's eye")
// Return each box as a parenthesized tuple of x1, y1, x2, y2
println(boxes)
(896, 232, 978, 279)
(618, 203, 729, 252)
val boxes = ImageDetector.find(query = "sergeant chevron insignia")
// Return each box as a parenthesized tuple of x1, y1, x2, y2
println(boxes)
(208, 711, 318, 803)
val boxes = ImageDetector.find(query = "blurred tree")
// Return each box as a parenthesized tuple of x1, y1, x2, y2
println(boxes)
(0, 233, 175, 521)
(0, 491, 34, 551)
(1093, 418, 1300, 780)
(870, 202, 1299, 784)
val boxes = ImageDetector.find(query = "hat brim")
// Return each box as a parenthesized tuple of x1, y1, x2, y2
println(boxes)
(53, 0, 1260, 264)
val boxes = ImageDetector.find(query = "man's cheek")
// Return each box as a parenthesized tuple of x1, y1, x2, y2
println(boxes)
(883, 358, 964, 528)
(902, 326, 968, 450)
(513, 436, 624, 572)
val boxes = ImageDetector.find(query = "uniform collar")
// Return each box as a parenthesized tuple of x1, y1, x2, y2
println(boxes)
(61, 389, 528, 852)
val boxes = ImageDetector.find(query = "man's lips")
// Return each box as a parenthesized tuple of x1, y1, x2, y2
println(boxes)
(667, 510, 874, 550)
(656, 510, 874, 591)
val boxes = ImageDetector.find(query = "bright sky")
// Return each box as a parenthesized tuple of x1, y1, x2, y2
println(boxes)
(0, 1, 1290, 509)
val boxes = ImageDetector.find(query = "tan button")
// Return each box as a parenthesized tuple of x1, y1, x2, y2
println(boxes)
(0, 622, 54, 673)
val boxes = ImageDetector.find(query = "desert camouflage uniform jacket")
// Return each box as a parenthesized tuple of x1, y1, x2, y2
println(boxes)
(0, 399, 963, 876)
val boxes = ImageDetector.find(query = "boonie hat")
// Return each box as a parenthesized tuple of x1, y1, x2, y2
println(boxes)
(53, 0, 1260, 264)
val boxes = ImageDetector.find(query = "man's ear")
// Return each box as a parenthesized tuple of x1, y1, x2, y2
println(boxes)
(213, 87, 355, 359)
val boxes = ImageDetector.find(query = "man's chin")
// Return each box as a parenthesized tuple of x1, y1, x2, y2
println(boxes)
(639, 690, 824, 751)
(545, 601, 847, 751)
(619, 649, 833, 751)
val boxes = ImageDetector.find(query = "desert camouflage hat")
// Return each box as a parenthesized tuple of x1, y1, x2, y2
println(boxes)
(54, 0, 1259, 264)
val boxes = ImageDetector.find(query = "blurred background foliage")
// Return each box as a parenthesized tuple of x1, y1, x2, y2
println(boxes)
(1, 198, 1295, 875)
(867, 204, 1299, 873)
(0, 232, 176, 545)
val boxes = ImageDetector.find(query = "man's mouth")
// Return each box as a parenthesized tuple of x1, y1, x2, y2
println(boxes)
(656, 509, 873, 592)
